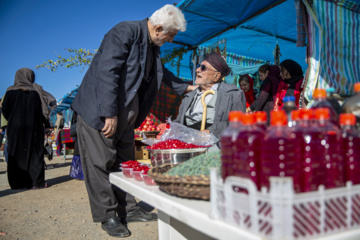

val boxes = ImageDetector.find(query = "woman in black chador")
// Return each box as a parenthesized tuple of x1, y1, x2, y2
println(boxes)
(2, 68, 56, 189)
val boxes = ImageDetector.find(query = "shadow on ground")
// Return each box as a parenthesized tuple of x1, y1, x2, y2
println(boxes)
(0, 171, 78, 198)
(45, 162, 72, 170)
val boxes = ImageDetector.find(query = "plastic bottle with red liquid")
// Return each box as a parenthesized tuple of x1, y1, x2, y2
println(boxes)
(282, 96, 298, 127)
(233, 113, 264, 190)
(339, 113, 360, 185)
(292, 109, 325, 192)
(254, 111, 267, 132)
(326, 87, 342, 116)
(312, 88, 339, 126)
(290, 109, 300, 128)
(342, 82, 360, 130)
(221, 111, 242, 180)
(314, 108, 345, 189)
(260, 110, 302, 193)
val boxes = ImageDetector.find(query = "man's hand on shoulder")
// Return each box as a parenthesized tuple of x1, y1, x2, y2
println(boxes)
(186, 85, 199, 93)
(102, 116, 118, 138)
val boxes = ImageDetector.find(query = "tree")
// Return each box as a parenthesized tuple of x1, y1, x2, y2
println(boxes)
(36, 46, 193, 76)
(35, 48, 97, 72)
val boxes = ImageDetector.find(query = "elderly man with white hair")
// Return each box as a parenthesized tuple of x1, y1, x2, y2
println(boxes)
(174, 52, 246, 140)
(72, 4, 197, 238)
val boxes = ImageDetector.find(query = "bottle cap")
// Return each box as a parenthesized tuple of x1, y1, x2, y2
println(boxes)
(326, 87, 335, 93)
(283, 96, 295, 102)
(339, 113, 356, 125)
(299, 109, 313, 120)
(270, 110, 287, 126)
(291, 109, 300, 121)
(313, 89, 326, 98)
(354, 83, 360, 92)
(228, 111, 242, 122)
(314, 108, 330, 120)
(254, 111, 267, 123)
(242, 113, 255, 125)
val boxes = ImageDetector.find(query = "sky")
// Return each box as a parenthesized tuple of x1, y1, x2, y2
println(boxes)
(0, 0, 177, 101)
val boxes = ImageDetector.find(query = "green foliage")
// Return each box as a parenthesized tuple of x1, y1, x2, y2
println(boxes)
(37, 46, 192, 76)
(35, 48, 97, 72)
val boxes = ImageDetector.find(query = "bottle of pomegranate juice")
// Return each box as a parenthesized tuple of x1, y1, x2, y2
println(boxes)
(221, 111, 242, 180)
(233, 113, 264, 190)
(340, 113, 360, 185)
(292, 109, 325, 192)
(260, 110, 302, 192)
(312, 88, 339, 126)
(254, 111, 267, 132)
(314, 108, 344, 189)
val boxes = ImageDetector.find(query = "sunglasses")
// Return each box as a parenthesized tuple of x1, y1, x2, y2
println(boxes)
(197, 64, 218, 72)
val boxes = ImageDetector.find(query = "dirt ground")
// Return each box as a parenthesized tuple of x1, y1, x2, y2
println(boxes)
(0, 155, 158, 240)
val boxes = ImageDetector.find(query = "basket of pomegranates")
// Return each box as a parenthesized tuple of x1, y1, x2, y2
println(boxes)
(134, 116, 160, 139)
(147, 139, 209, 167)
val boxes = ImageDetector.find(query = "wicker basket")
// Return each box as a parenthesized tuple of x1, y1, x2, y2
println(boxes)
(148, 164, 210, 200)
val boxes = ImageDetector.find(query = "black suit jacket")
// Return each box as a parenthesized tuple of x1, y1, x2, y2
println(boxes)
(72, 19, 188, 130)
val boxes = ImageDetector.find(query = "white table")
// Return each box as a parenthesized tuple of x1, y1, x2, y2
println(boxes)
(110, 173, 360, 240)
(110, 172, 261, 240)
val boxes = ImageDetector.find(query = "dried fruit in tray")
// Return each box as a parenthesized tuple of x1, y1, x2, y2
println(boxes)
(148, 139, 209, 150)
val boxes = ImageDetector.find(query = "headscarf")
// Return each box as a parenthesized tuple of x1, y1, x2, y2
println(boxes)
(6, 68, 57, 120)
(279, 59, 303, 97)
(242, 75, 255, 108)
(205, 52, 231, 77)
(266, 65, 281, 101)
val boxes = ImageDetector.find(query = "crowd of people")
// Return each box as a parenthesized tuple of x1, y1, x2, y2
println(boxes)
(0, 4, 306, 238)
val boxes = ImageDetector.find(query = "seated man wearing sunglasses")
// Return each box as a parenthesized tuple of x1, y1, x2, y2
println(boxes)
(173, 52, 246, 140)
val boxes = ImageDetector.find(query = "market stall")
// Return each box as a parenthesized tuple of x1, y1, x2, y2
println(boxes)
(109, 172, 261, 240)
(109, 172, 360, 240)
(55, 128, 75, 162)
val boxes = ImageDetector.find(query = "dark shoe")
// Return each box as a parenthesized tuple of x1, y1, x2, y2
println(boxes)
(101, 217, 130, 238)
(126, 208, 158, 223)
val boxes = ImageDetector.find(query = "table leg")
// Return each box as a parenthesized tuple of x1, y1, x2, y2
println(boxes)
(158, 210, 214, 240)
(63, 143, 66, 162)
(158, 210, 170, 240)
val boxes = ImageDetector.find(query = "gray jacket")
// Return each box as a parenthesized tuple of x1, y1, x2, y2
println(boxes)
(72, 19, 188, 130)
(174, 82, 246, 139)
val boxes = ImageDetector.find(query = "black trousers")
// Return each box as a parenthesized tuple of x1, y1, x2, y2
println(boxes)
(77, 94, 139, 222)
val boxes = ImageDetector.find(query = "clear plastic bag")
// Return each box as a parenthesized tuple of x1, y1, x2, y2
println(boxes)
(141, 118, 219, 146)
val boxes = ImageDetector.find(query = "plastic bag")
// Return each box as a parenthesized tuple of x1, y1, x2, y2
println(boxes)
(44, 143, 53, 161)
(69, 155, 84, 180)
(142, 118, 219, 146)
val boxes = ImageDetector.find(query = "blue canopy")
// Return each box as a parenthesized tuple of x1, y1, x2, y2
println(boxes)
(162, 0, 307, 79)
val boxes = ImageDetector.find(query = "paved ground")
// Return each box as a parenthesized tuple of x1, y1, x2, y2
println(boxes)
(0, 155, 158, 240)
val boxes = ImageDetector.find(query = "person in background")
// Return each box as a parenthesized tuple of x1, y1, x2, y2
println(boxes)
(239, 74, 256, 108)
(71, 4, 197, 238)
(0, 95, 8, 163)
(2, 68, 56, 189)
(0, 98, 3, 157)
(54, 112, 64, 142)
(274, 59, 304, 109)
(247, 64, 282, 124)
(174, 52, 246, 139)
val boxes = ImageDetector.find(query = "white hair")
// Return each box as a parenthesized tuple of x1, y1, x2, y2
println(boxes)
(149, 4, 186, 33)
